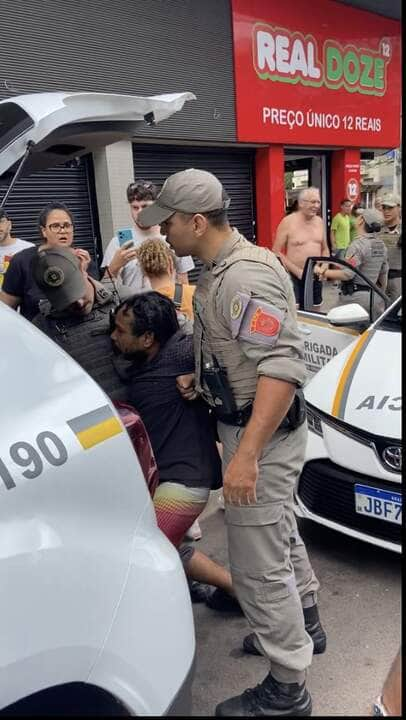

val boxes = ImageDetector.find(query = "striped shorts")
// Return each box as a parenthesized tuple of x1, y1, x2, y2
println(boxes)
(153, 482, 210, 548)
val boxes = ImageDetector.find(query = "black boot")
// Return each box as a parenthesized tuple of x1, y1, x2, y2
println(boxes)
(215, 672, 312, 716)
(243, 604, 327, 656)
(303, 604, 327, 654)
(206, 587, 243, 614)
(189, 580, 213, 603)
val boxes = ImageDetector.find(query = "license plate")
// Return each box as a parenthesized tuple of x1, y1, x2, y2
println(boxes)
(354, 484, 402, 524)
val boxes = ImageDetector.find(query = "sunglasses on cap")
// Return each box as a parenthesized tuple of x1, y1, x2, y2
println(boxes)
(127, 181, 155, 192)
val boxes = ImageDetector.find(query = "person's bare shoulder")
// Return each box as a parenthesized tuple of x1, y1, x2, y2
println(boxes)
(281, 213, 296, 228)
(276, 213, 297, 238)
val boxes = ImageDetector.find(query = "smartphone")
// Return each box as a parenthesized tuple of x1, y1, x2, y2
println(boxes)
(117, 227, 134, 246)
(121, 240, 135, 249)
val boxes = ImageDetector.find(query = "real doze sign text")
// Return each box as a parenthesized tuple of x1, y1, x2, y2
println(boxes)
(231, 0, 401, 147)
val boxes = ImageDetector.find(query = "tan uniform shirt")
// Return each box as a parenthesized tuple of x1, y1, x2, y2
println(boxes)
(379, 223, 402, 271)
(342, 234, 389, 284)
(193, 229, 306, 408)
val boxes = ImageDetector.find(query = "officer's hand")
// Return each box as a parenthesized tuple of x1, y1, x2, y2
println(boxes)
(313, 263, 324, 276)
(314, 262, 329, 280)
(108, 246, 139, 277)
(176, 373, 198, 401)
(223, 451, 258, 505)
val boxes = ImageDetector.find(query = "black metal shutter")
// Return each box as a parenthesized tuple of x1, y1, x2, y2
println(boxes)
(0, 0, 236, 144)
(2, 156, 98, 259)
(133, 144, 256, 282)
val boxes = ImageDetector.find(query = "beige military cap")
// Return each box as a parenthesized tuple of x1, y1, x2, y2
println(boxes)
(137, 168, 230, 227)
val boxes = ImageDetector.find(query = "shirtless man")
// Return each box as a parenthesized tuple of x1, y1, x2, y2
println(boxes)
(274, 187, 330, 308)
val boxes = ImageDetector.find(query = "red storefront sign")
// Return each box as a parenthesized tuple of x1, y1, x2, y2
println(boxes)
(231, 0, 401, 148)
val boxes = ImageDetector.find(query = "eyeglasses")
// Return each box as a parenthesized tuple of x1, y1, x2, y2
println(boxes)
(381, 205, 395, 210)
(48, 222, 73, 232)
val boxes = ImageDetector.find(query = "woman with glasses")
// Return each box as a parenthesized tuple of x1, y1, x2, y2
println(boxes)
(0, 202, 96, 321)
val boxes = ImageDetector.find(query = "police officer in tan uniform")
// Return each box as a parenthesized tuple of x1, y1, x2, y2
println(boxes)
(138, 169, 324, 717)
(380, 192, 402, 303)
(316, 208, 388, 321)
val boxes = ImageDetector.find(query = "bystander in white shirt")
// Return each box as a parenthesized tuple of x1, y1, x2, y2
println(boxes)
(0, 238, 34, 289)
(102, 225, 194, 292)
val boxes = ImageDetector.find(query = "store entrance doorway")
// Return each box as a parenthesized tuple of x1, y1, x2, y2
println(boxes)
(284, 149, 331, 247)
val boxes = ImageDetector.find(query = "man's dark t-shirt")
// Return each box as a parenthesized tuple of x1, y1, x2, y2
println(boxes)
(127, 331, 222, 489)
(3, 245, 99, 321)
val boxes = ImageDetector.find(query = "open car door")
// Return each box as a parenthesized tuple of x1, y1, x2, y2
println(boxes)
(297, 256, 390, 378)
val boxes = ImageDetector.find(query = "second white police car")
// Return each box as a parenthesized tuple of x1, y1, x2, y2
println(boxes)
(295, 258, 401, 553)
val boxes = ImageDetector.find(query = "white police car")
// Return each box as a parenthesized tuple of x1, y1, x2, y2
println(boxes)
(294, 260, 401, 553)
(0, 91, 196, 715)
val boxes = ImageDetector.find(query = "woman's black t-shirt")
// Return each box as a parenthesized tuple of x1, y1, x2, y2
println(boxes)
(127, 331, 222, 489)
(2, 246, 99, 321)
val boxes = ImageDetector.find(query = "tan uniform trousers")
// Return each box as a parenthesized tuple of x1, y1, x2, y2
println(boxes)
(387, 276, 402, 305)
(218, 420, 319, 684)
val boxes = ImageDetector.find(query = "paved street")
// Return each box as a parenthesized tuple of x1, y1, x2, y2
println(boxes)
(190, 491, 401, 717)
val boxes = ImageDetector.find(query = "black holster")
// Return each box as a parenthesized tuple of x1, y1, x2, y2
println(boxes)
(341, 280, 355, 296)
(213, 389, 306, 432)
(203, 356, 306, 432)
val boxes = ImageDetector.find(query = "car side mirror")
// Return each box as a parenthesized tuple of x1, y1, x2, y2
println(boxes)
(327, 304, 370, 326)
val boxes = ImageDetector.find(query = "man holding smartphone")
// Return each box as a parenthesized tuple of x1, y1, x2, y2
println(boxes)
(101, 179, 194, 291)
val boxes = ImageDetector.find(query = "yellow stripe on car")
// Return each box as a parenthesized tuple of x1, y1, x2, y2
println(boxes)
(332, 331, 372, 419)
(67, 405, 123, 450)
(75, 416, 123, 449)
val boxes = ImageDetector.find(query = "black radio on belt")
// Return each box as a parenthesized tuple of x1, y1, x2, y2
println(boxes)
(202, 358, 238, 416)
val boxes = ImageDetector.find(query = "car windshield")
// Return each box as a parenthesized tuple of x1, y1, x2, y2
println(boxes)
(375, 298, 402, 332)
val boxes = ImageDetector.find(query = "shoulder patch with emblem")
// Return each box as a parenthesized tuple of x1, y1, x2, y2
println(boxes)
(230, 293, 243, 320)
(230, 294, 284, 346)
(95, 284, 113, 305)
(249, 307, 280, 336)
(229, 291, 251, 337)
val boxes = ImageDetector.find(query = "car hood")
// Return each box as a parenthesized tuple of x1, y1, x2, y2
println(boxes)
(0, 91, 195, 180)
(305, 327, 401, 439)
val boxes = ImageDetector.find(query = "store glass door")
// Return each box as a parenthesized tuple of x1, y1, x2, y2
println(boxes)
(284, 149, 331, 245)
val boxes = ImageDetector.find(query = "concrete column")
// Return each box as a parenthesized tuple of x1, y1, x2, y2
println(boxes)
(92, 140, 135, 251)
(255, 145, 285, 249)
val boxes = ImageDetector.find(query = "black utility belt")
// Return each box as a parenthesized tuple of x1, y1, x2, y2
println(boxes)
(341, 281, 370, 295)
(213, 401, 253, 427)
(388, 269, 402, 279)
(352, 284, 370, 292)
(212, 390, 306, 432)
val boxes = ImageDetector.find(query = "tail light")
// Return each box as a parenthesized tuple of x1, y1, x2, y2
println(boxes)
(113, 401, 159, 498)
